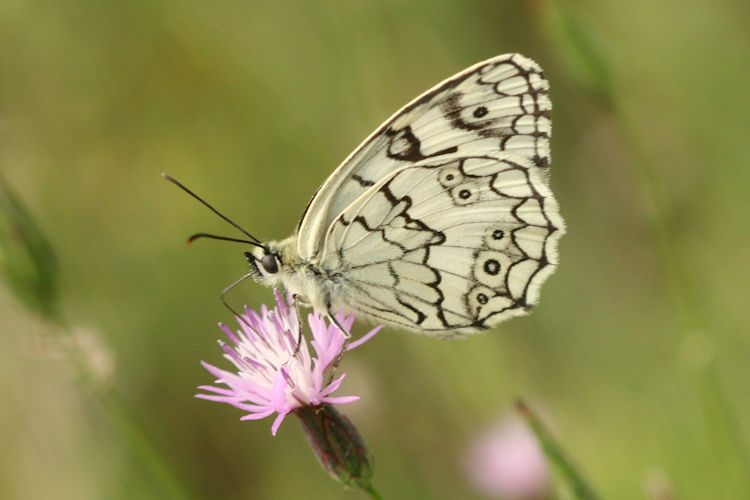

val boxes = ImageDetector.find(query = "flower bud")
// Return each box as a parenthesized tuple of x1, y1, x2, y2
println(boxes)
(0, 176, 58, 317)
(294, 404, 375, 492)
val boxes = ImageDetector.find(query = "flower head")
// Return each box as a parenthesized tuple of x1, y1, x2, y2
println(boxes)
(197, 290, 382, 435)
(462, 415, 550, 499)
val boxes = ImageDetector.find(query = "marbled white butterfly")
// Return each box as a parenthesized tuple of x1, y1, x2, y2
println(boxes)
(167, 53, 564, 338)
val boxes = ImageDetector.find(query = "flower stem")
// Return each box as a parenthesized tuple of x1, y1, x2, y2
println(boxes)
(362, 484, 384, 500)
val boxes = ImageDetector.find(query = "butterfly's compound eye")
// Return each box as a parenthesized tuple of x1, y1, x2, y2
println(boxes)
(261, 254, 279, 274)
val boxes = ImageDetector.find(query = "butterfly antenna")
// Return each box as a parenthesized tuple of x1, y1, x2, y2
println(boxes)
(162, 173, 263, 245)
(187, 232, 266, 250)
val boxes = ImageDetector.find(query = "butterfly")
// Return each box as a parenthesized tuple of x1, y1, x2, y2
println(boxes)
(166, 53, 564, 338)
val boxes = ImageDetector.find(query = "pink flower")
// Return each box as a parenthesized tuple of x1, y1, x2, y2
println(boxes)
(463, 416, 551, 499)
(197, 290, 381, 435)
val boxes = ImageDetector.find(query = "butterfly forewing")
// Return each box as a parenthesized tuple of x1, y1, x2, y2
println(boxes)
(297, 53, 552, 261)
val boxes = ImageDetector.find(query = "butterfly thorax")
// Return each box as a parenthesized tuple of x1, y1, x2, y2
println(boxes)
(250, 235, 340, 313)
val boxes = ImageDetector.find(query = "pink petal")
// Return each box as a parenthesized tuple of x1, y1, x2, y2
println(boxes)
(269, 372, 288, 409)
(321, 395, 359, 405)
(347, 324, 383, 350)
(270, 412, 288, 436)
(218, 323, 240, 345)
(195, 387, 238, 398)
(240, 409, 276, 420)
(319, 373, 347, 397)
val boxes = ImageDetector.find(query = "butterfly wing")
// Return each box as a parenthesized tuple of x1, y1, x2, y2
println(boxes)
(317, 152, 564, 337)
(297, 53, 551, 261)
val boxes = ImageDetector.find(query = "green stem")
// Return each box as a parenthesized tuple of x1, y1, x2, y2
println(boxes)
(362, 484, 384, 500)
(98, 389, 198, 500)
(518, 401, 599, 500)
(60, 317, 197, 500)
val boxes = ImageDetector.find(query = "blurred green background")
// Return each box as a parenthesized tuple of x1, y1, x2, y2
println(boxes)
(1, 0, 749, 498)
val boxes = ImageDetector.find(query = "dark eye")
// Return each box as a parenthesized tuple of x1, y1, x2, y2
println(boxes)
(261, 254, 279, 274)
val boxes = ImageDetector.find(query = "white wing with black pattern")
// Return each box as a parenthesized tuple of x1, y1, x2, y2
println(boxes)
(297, 53, 552, 262)
(240, 54, 562, 338)
(315, 152, 563, 337)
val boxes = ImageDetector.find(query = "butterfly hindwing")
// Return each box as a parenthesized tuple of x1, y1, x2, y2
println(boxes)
(318, 152, 563, 337)
(297, 53, 551, 261)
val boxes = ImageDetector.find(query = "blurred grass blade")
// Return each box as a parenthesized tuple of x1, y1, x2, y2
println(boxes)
(541, 1, 614, 105)
(517, 400, 600, 500)
(0, 175, 59, 317)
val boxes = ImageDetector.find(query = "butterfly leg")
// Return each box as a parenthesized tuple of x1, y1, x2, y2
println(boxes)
(275, 287, 304, 364)
(219, 272, 256, 329)
(326, 312, 352, 338)
(290, 294, 304, 357)
(325, 311, 353, 383)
